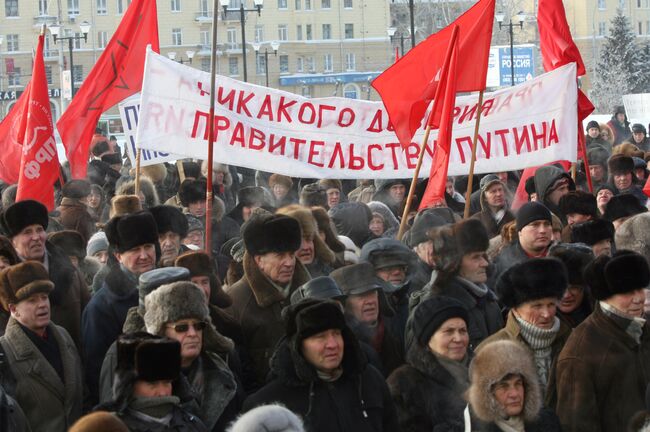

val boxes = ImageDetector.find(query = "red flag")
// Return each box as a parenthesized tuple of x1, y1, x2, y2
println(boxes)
(57, 0, 159, 178)
(419, 27, 459, 210)
(0, 87, 29, 183)
(372, 0, 495, 148)
(14, 34, 60, 210)
(538, 0, 586, 76)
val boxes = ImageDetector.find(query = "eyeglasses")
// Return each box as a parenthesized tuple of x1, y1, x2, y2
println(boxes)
(166, 321, 207, 333)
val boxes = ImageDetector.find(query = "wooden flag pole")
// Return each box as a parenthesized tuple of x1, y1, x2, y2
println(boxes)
(177, 160, 186, 184)
(204, 0, 220, 256)
(462, 90, 485, 219)
(134, 149, 142, 197)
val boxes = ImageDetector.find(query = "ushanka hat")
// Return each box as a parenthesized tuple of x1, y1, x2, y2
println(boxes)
(571, 219, 615, 246)
(175, 250, 232, 308)
(584, 250, 650, 300)
(104, 211, 159, 253)
(0, 261, 54, 311)
(150, 205, 189, 238)
(243, 213, 301, 256)
(116, 333, 181, 382)
(1, 200, 49, 238)
(496, 258, 568, 308)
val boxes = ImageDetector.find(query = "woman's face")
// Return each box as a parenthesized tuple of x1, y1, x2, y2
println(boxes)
(493, 374, 525, 418)
(427, 317, 469, 361)
(369, 216, 385, 236)
(88, 191, 101, 209)
(273, 184, 289, 200)
(559, 285, 585, 314)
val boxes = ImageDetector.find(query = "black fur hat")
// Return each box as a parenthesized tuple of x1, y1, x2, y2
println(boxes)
(61, 179, 91, 199)
(150, 205, 189, 238)
(571, 219, 615, 245)
(602, 194, 647, 222)
(587, 147, 610, 168)
(431, 219, 489, 274)
(608, 154, 635, 175)
(1, 200, 49, 237)
(48, 230, 86, 259)
(548, 243, 594, 285)
(585, 251, 650, 300)
(178, 179, 207, 207)
(559, 191, 597, 217)
(243, 214, 301, 256)
(496, 258, 568, 307)
(284, 298, 347, 343)
(116, 333, 181, 382)
(105, 211, 159, 253)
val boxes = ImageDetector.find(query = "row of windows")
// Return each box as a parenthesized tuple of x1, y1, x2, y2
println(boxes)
(598, 0, 650, 9)
(8, 0, 132, 17)
(199, 52, 356, 75)
(5, 64, 83, 87)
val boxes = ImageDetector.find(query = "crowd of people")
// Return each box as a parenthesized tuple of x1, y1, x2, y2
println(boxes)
(0, 107, 649, 431)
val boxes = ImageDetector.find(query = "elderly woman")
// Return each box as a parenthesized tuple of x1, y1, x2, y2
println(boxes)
(144, 281, 241, 431)
(388, 296, 472, 431)
(467, 340, 562, 431)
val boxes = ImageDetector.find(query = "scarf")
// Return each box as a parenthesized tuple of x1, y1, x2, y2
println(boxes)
(494, 416, 525, 432)
(129, 395, 180, 420)
(182, 355, 205, 407)
(600, 301, 646, 344)
(515, 314, 560, 391)
(317, 367, 343, 382)
(457, 277, 489, 298)
(434, 353, 470, 388)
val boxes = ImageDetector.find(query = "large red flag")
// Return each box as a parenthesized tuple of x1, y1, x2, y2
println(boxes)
(372, 0, 495, 148)
(57, 0, 159, 179)
(538, 0, 586, 76)
(419, 27, 459, 210)
(0, 87, 27, 184)
(14, 34, 60, 210)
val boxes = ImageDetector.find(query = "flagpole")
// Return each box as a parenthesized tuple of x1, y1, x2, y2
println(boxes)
(578, 121, 593, 192)
(135, 149, 142, 196)
(462, 90, 485, 219)
(204, 0, 220, 257)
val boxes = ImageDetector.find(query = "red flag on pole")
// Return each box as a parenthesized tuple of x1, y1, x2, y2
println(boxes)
(372, 0, 495, 148)
(418, 26, 460, 210)
(0, 88, 28, 184)
(14, 34, 60, 210)
(56, 0, 159, 179)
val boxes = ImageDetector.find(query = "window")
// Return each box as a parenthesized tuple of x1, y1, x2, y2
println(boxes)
(598, 0, 606, 8)
(201, 57, 211, 72)
(305, 0, 312, 9)
(227, 28, 237, 49)
(8, 67, 20, 86)
(98, 31, 108, 48)
(296, 56, 304, 72)
(73, 32, 83, 49)
(97, 0, 107, 14)
(345, 52, 355, 71)
(295, 0, 301, 9)
(321, 0, 330, 8)
(343, 0, 352, 8)
(345, 23, 354, 39)
(256, 54, 266, 74)
(5, 0, 18, 17)
(200, 30, 210, 46)
(323, 24, 331, 39)
(647, 20, 650, 34)
(324, 53, 333, 71)
(301, 85, 311, 97)
(171, 0, 181, 12)
(279, 54, 289, 73)
(305, 56, 314, 71)
(278, 24, 288, 40)
(117, 0, 132, 14)
(68, 0, 80, 15)
(598, 22, 606, 36)
(255, 25, 264, 43)
(306, 24, 313, 40)
(73, 65, 83, 83)
(45, 66, 53, 85)
(172, 28, 183, 45)
(229, 57, 239, 75)
(343, 84, 359, 99)
(199, 0, 209, 14)
(640, 22, 644, 35)
(297, 25, 303, 40)
(38, 0, 48, 15)
(278, 0, 287, 8)
(6, 34, 18, 52)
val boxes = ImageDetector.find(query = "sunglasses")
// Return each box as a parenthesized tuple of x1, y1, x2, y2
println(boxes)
(166, 321, 207, 333)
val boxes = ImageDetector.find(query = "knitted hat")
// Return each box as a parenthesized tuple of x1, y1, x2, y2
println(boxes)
(586, 120, 600, 131)
(615, 213, 650, 259)
(109, 194, 143, 218)
(1, 200, 49, 237)
(515, 202, 552, 231)
(116, 333, 181, 382)
(178, 179, 207, 207)
(330, 262, 387, 296)
(585, 251, 650, 300)
(269, 174, 293, 190)
(602, 194, 647, 222)
(412, 296, 469, 347)
(608, 154, 635, 175)
(105, 211, 159, 253)
(548, 243, 594, 285)
(61, 179, 91, 199)
(150, 205, 189, 238)
(558, 190, 597, 217)
(0, 261, 54, 311)
(291, 276, 346, 305)
(243, 214, 301, 256)
(175, 250, 232, 308)
(48, 230, 86, 259)
(144, 281, 210, 336)
(137, 267, 190, 308)
(496, 258, 568, 308)
(633, 157, 648, 170)
(86, 231, 109, 257)
(571, 219, 615, 246)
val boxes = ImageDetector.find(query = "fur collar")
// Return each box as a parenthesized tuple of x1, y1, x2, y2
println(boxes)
(406, 342, 469, 391)
(242, 252, 310, 308)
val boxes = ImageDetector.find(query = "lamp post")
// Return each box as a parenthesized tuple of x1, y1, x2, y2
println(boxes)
(387, 27, 409, 56)
(251, 41, 279, 87)
(49, 21, 91, 97)
(222, 0, 263, 82)
(495, 11, 526, 86)
(168, 50, 196, 64)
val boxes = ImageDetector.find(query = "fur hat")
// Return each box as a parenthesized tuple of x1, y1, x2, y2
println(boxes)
(109, 195, 143, 218)
(140, 164, 168, 183)
(175, 250, 232, 308)
(0, 261, 54, 311)
(284, 298, 347, 344)
(613, 142, 645, 159)
(616, 213, 650, 261)
(413, 296, 469, 347)
(496, 258, 568, 308)
(105, 211, 159, 253)
(48, 230, 86, 259)
(150, 205, 189, 238)
(144, 281, 210, 335)
(406, 209, 453, 247)
(548, 243, 594, 285)
(602, 193, 647, 222)
(310, 206, 346, 253)
(86, 231, 109, 257)
(571, 219, 615, 246)
(115, 177, 160, 209)
(69, 412, 128, 432)
(277, 204, 335, 264)
(137, 267, 190, 308)
(228, 404, 304, 432)
(1, 185, 17, 211)
(430, 219, 489, 274)
(587, 146, 610, 168)
(608, 154, 635, 175)
(178, 179, 206, 207)
(585, 251, 650, 300)
(558, 191, 597, 217)
(243, 214, 301, 256)
(61, 179, 91, 199)
(1, 200, 49, 237)
(116, 333, 180, 382)
(318, 179, 342, 192)
(300, 183, 327, 208)
(0, 235, 19, 266)
(269, 174, 293, 190)
(101, 153, 122, 165)
(177, 161, 201, 180)
(468, 340, 541, 423)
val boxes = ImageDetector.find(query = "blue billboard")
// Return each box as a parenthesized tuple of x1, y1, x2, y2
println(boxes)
(498, 46, 535, 86)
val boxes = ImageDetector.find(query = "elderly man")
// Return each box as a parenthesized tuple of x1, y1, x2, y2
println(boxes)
(243, 298, 399, 431)
(82, 210, 159, 404)
(1, 200, 89, 348)
(150, 205, 189, 267)
(471, 174, 515, 238)
(227, 213, 309, 385)
(0, 262, 83, 432)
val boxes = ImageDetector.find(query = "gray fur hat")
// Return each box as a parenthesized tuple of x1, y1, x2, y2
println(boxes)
(144, 281, 209, 335)
(227, 404, 304, 432)
(615, 213, 650, 261)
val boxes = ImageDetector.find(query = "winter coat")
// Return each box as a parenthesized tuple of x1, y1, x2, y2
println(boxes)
(82, 264, 139, 405)
(115, 404, 208, 432)
(0, 318, 83, 432)
(347, 316, 404, 376)
(328, 202, 377, 248)
(410, 259, 433, 294)
(471, 408, 562, 432)
(79, 256, 103, 288)
(489, 240, 532, 288)
(607, 115, 632, 145)
(56, 197, 96, 243)
(476, 310, 571, 408)
(226, 252, 311, 386)
(555, 304, 650, 432)
(0, 383, 29, 432)
(243, 333, 400, 432)
(387, 342, 469, 431)
(471, 207, 515, 239)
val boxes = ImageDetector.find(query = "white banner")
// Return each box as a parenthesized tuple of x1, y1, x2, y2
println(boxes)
(137, 50, 577, 179)
(623, 93, 650, 122)
(118, 94, 183, 167)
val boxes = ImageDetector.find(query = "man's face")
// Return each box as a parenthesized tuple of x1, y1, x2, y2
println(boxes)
(559, 285, 585, 314)
(633, 132, 645, 144)
(191, 275, 211, 302)
(10, 293, 50, 334)
(592, 239, 612, 257)
(485, 184, 505, 209)
(547, 178, 570, 206)
(133, 380, 173, 398)
(596, 188, 613, 209)
(445, 179, 455, 195)
(588, 127, 601, 138)
(388, 184, 406, 203)
(301, 328, 344, 373)
(414, 240, 434, 267)
(188, 201, 206, 218)
(589, 165, 605, 182)
(376, 265, 407, 287)
(606, 289, 646, 318)
(183, 229, 204, 250)
(114, 243, 156, 276)
(514, 297, 558, 329)
(566, 213, 592, 226)
(616, 113, 626, 123)
(345, 290, 379, 325)
(242, 205, 260, 222)
(254, 251, 296, 284)
(159, 232, 181, 267)
(613, 172, 633, 191)
(493, 375, 525, 418)
(164, 319, 204, 367)
(326, 188, 341, 208)
(518, 220, 552, 255)
(296, 237, 315, 265)
(12, 224, 47, 261)
(458, 252, 489, 284)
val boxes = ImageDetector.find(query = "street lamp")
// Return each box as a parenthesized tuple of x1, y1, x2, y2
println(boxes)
(168, 50, 196, 64)
(221, 0, 264, 82)
(49, 21, 91, 97)
(496, 11, 525, 86)
(387, 27, 409, 56)
(252, 41, 279, 87)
